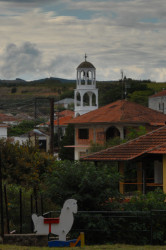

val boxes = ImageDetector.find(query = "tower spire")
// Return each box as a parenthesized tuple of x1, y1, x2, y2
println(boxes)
(85, 53, 87, 61)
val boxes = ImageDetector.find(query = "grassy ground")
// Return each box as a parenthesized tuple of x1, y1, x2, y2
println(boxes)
(0, 244, 166, 250)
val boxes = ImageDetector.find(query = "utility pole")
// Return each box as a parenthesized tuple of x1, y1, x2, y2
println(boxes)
(121, 70, 124, 100)
(57, 89, 61, 153)
(34, 98, 37, 146)
(50, 98, 54, 155)
(0, 151, 4, 238)
(34, 97, 54, 154)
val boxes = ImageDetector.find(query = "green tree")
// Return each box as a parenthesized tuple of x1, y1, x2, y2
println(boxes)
(123, 188, 166, 211)
(8, 120, 36, 136)
(128, 89, 154, 106)
(0, 139, 54, 187)
(44, 160, 120, 210)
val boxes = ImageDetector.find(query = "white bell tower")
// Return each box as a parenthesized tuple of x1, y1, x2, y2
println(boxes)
(74, 55, 98, 117)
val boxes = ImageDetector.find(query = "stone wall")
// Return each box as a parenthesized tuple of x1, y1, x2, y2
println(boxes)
(3, 234, 48, 247)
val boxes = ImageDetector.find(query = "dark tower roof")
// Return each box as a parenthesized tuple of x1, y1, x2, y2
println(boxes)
(77, 61, 95, 69)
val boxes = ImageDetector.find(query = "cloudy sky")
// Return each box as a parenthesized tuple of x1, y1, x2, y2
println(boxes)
(0, 0, 166, 82)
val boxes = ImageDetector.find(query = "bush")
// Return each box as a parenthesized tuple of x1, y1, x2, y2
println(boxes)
(44, 160, 120, 210)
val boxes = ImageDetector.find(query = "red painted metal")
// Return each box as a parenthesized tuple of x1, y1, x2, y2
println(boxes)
(44, 218, 60, 234)
(44, 218, 59, 224)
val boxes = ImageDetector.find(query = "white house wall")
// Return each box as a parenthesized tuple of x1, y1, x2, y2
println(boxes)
(0, 127, 7, 139)
(149, 96, 166, 114)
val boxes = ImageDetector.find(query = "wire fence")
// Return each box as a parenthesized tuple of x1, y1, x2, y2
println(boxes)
(1, 185, 166, 245)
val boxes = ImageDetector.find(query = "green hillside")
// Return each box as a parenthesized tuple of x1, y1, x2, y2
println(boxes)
(0, 77, 166, 117)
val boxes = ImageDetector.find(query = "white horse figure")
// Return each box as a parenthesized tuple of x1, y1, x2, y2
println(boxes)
(32, 199, 77, 241)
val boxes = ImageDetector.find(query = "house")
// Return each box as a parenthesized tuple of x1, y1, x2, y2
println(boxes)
(0, 113, 20, 125)
(69, 99, 166, 160)
(82, 125, 166, 195)
(39, 110, 74, 137)
(148, 90, 166, 114)
(12, 129, 50, 152)
(0, 124, 8, 139)
(54, 98, 81, 109)
(53, 115, 73, 137)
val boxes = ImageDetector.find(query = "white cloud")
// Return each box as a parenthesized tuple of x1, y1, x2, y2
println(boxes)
(0, 0, 166, 81)
(0, 42, 42, 79)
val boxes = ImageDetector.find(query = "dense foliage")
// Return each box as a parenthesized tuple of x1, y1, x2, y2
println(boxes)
(97, 79, 155, 107)
(8, 120, 37, 136)
(0, 139, 54, 187)
(44, 160, 120, 210)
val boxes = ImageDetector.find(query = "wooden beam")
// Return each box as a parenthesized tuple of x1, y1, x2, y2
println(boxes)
(163, 155, 166, 193)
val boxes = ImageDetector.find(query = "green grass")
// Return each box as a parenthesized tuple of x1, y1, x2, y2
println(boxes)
(1, 244, 166, 250)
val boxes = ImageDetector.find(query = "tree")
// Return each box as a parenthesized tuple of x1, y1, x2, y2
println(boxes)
(128, 89, 154, 106)
(44, 160, 120, 210)
(8, 120, 36, 136)
(0, 139, 54, 187)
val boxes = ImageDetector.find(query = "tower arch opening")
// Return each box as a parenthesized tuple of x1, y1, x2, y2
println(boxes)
(87, 70, 92, 85)
(92, 93, 96, 106)
(81, 70, 85, 85)
(76, 92, 81, 106)
(83, 93, 90, 106)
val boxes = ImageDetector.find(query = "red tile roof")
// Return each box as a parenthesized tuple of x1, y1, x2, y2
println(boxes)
(70, 100, 166, 125)
(149, 90, 166, 98)
(53, 115, 73, 126)
(0, 124, 8, 127)
(58, 110, 74, 117)
(82, 125, 166, 161)
(0, 113, 17, 122)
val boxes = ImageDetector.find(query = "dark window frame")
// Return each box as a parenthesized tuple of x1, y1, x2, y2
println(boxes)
(78, 128, 89, 139)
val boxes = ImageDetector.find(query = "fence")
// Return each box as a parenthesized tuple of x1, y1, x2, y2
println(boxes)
(44, 210, 166, 245)
(1, 186, 166, 245)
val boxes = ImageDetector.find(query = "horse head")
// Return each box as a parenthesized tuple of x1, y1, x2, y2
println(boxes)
(63, 199, 77, 214)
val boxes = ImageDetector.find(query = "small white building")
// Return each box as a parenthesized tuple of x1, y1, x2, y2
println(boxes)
(54, 98, 81, 109)
(148, 90, 166, 114)
(0, 124, 8, 139)
(12, 129, 50, 152)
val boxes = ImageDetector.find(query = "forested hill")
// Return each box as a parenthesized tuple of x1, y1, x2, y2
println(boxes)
(0, 77, 166, 116)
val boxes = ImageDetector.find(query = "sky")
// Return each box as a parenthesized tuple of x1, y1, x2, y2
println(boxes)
(0, 0, 166, 82)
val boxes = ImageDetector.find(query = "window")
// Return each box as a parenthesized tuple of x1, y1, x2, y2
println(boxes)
(78, 129, 89, 139)
(159, 103, 164, 112)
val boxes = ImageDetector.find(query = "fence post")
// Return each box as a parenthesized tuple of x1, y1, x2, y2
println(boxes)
(4, 185, 9, 234)
(34, 187, 38, 214)
(31, 194, 33, 233)
(41, 195, 43, 215)
(19, 189, 22, 234)
(150, 210, 153, 245)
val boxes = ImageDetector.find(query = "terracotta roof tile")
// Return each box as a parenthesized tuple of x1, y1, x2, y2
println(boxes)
(53, 115, 73, 126)
(0, 113, 17, 122)
(82, 125, 166, 161)
(58, 110, 74, 117)
(149, 90, 166, 98)
(70, 100, 166, 125)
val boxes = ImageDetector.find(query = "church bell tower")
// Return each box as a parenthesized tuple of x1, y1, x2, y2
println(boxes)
(74, 55, 98, 117)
